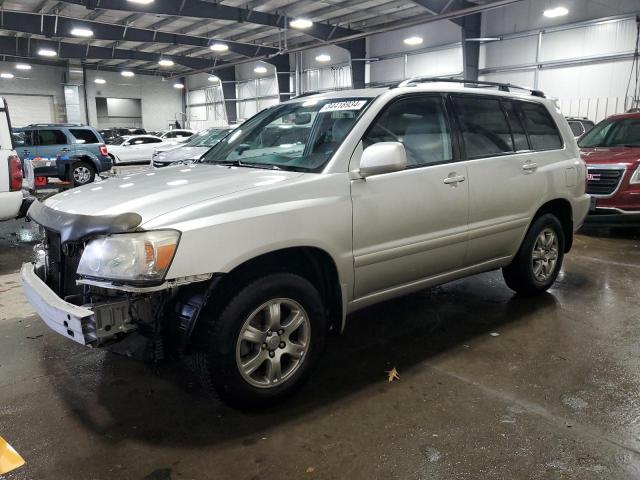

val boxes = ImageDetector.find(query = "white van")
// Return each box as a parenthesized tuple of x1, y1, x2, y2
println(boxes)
(0, 98, 27, 221)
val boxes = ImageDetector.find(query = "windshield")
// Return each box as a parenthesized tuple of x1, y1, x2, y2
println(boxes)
(201, 98, 372, 172)
(578, 117, 640, 148)
(186, 129, 232, 147)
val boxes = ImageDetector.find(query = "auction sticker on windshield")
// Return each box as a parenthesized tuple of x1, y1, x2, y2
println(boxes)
(320, 100, 367, 112)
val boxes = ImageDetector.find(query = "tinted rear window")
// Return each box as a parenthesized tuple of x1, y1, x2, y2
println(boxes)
(519, 103, 563, 150)
(70, 128, 100, 144)
(452, 96, 513, 158)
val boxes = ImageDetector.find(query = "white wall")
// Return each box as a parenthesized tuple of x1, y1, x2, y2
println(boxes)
(85, 70, 183, 131)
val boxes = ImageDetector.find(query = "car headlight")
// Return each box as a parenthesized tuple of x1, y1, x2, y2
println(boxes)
(77, 230, 180, 283)
(630, 164, 640, 184)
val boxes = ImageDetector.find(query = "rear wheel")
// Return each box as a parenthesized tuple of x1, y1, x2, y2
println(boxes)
(70, 161, 95, 186)
(194, 273, 327, 409)
(502, 213, 565, 295)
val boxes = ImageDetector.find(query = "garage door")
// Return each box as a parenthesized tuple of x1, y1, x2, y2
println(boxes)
(1, 94, 55, 127)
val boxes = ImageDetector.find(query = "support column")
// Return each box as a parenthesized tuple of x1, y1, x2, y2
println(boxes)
(461, 11, 481, 81)
(267, 55, 292, 102)
(217, 68, 237, 124)
(345, 39, 366, 89)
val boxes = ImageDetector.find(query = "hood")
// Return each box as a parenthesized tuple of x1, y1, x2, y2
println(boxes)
(580, 146, 640, 169)
(155, 146, 210, 164)
(44, 164, 304, 224)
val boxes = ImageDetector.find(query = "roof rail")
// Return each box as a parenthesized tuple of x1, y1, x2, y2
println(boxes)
(25, 123, 86, 127)
(397, 76, 546, 98)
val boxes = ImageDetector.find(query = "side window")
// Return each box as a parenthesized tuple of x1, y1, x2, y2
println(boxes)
(148, 138, 163, 144)
(164, 131, 177, 139)
(518, 102, 563, 150)
(452, 96, 513, 158)
(17, 130, 34, 146)
(363, 95, 453, 168)
(503, 101, 530, 151)
(69, 128, 100, 145)
(37, 129, 68, 146)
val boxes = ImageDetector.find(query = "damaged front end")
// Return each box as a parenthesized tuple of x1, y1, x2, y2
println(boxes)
(20, 201, 185, 349)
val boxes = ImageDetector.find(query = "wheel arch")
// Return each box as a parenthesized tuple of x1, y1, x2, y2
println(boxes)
(172, 246, 345, 355)
(532, 198, 573, 253)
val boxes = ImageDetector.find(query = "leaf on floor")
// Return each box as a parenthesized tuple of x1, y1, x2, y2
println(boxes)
(386, 367, 400, 383)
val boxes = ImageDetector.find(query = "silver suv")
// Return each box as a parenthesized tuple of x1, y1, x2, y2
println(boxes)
(21, 78, 590, 408)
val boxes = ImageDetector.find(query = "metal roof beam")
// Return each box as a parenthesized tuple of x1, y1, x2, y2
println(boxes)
(59, 0, 360, 42)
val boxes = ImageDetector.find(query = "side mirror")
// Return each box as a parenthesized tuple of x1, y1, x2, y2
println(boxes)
(359, 142, 407, 178)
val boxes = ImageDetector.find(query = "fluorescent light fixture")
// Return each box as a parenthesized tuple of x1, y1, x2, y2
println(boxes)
(173, 83, 185, 89)
(127, 0, 154, 4)
(403, 36, 423, 46)
(38, 48, 57, 57)
(210, 43, 229, 52)
(543, 6, 568, 18)
(121, 71, 135, 77)
(15, 64, 31, 70)
(158, 58, 174, 67)
(290, 18, 313, 29)
(315, 54, 331, 62)
(71, 27, 94, 37)
(95, 78, 106, 84)
(254, 66, 268, 74)
(465, 37, 501, 42)
(1, 73, 14, 79)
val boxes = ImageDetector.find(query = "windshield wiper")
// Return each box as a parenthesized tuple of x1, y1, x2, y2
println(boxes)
(206, 159, 281, 170)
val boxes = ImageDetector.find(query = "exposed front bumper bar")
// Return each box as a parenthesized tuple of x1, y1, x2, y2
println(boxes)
(584, 208, 640, 226)
(20, 263, 96, 346)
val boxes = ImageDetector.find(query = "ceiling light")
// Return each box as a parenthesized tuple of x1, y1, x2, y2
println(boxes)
(15, 64, 31, 70)
(315, 54, 331, 62)
(465, 37, 501, 42)
(121, 71, 135, 77)
(403, 36, 423, 46)
(543, 6, 568, 18)
(210, 43, 229, 52)
(173, 83, 185, 89)
(158, 58, 174, 67)
(290, 18, 313, 29)
(208, 75, 220, 83)
(254, 66, 268, 74)
(1, 73, 14, 79)
(95, 78, 106, 84)
(38, 48, 57, 57)
(126, 0, 155, 4)
(71, 27, 94, 37)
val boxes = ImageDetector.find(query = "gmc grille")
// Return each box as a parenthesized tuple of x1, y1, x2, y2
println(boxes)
(586, 168, 624, 196)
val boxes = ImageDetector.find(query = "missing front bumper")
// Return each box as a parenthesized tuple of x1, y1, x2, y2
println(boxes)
(20, 263, 138, 346)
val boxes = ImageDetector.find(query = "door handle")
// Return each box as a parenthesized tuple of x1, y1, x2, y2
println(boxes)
(522, 162, 538, 173)
(443, 175, 466, 185)
(61, 148, 71, 152)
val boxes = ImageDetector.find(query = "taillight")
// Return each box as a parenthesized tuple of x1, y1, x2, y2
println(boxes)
(99, 144, 108, 156)
(8, 154, 22, 191)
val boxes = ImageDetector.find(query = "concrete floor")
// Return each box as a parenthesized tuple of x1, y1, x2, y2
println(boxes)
(0, 217, 639, 480)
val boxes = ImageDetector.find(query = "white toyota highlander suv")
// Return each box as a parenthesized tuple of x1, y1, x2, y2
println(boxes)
(21, 78, 590, 408)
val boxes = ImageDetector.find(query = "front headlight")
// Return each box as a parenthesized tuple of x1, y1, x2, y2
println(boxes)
(630, 164, 640, 184)
(77, 230, 180, 283)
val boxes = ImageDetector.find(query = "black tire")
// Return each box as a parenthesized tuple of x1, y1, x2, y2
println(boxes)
(70, 161, 96, 186)
(194, 273, 327, 409)
(502, 213, 565, 295)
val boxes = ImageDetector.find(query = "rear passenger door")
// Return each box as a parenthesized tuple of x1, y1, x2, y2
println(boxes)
(351, 94, 469, 298)
(453, 95, 563, 265)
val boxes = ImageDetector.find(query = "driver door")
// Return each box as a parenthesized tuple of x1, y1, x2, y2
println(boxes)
(351, 94, 470, 298)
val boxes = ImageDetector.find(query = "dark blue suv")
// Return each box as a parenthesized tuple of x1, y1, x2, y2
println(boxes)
(14, 124, 112, 185)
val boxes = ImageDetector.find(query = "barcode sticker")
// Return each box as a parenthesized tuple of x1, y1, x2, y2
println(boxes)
(320, 100, 367, 112)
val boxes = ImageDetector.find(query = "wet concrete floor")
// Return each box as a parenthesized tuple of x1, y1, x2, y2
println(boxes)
(0, 216, 639, 479)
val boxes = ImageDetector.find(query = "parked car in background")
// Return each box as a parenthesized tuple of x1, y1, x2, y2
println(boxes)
(566, 116, 595, 138)
(151, 127, 233, 168)
(579, 111, 640, 225)
(0, 98, 30, 221)
(100, 128, 147, 144)
(107, 135, 167, 164)
(14, 124, 111, 186)
(21, 79, 589, 408)
(158, 129, 196, 143)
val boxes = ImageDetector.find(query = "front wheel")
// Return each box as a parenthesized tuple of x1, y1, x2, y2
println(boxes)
(194, 273, 327, 409)
(502, 213, 565, 295)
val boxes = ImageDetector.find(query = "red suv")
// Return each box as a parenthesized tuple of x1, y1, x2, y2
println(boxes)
(579, 112, 640, 225)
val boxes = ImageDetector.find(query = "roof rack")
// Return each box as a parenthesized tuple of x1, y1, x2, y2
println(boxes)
(25, 123, 86, 127)
(397, 76, 546, 98)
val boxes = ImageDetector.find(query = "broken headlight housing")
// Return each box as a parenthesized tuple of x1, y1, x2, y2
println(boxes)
(77, 230, 180, 284)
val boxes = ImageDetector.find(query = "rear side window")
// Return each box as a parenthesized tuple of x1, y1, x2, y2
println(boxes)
(519, 102, 563, 150)
(37, 129, 68, 146)
(69, 129, 100, 144)
(452, 96, 513, 158)
(503, 101, 530, 151)
(568, 121, 584, 136)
